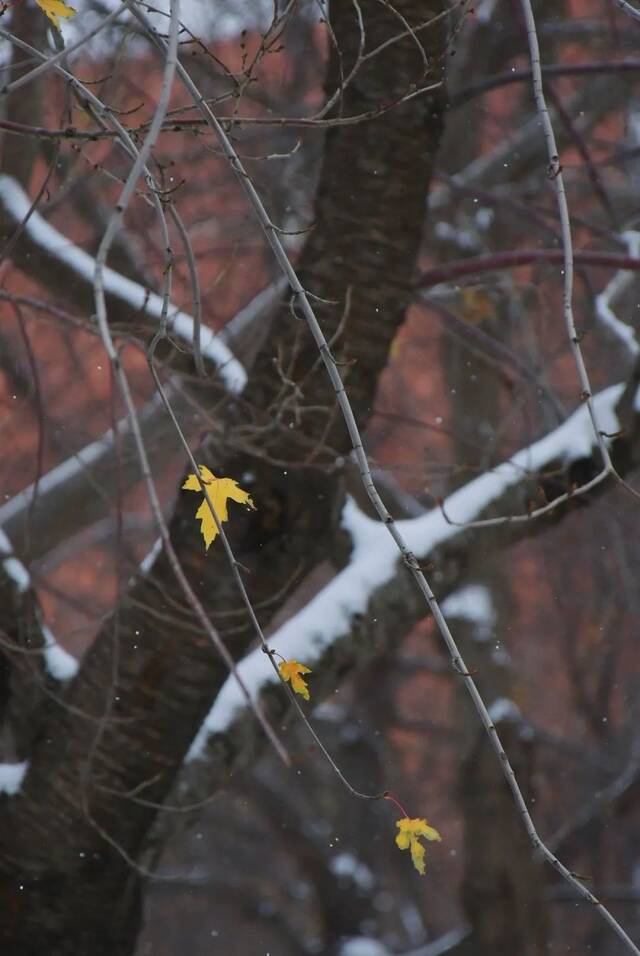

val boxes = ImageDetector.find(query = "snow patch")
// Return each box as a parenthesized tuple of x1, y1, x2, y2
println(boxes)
(339, 940, 389, 956)
(475, 207, 494, 231)
(0, 762, 27, 796)
(0, 528, 30, 592)
(475, 0, 499, 23)
(42, 625, 79, 681)
(488, 697, 521, 724)
(441, 585, 495, 638)
(341, 497, 387, 556)
(330, 852, 375, 891)
(434, 220, 478, 252)
(187, 646, 274, 756)
(594, 230, 640, 357)
(2, 555, 30, 592)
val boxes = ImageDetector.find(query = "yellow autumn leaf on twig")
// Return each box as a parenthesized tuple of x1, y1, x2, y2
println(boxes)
(278, 660, 311, 700)
(35, 0, 76, 30)
(395, 817, 441, 875)
(182, 465, 255, 551)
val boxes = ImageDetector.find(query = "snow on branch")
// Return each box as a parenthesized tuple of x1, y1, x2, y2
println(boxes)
(0, 174, 246, 393)
(40, 623, 78, 682)
(595, 230, 640, 357)
(0, 275, 286, 561)
(0, 528, 78, 682)
(339, 940, 389, 956)
(441, 584, 495, 639)
(0, 531, 31, 594)
(0, 400, 150, 534)
(0, 761, 28, 796)
(487, 697, 521, 724)
(0, 526, 30, 593)
(188, 383, 624, 757)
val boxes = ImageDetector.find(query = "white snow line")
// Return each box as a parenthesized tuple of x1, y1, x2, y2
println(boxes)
(188, 384, 623, 755)
(594, 230, 640, 357)
(0, 402, 141, 530)
(0, 174, 247, 394)
(139, 536, 163, 575)
(2, 555, 30, 593)
(0, 527, 30, 592)
(0, 527, 78, 680)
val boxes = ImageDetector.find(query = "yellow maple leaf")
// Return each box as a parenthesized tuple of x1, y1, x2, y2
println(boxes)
(278, 659, 311, 700)
(182, 465, 255, 551)
(35, 0, 76, 30)
(395, 817, 441, 875)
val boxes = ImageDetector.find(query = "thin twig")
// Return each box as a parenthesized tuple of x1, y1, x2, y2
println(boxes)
(449, 58, 640, 108)
(11, 303, 45, 556)
(311, 0, 366, 120)
(167, 205, 205, 377)
(0, 139, 59, 267)
(546, 84, 618, 229)
(417, 248, 640, 289)
(519, 0, 612, 473)
(0, 0, 134, 97)
(437, 466, 610, 530)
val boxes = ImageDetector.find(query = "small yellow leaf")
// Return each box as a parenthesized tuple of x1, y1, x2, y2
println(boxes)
(459, 286, 494, 325)
(395, 817, 441, 875)
(182, 465, 255, 551)
(35, 0, 76, 30)
(279, 659, 311, 700)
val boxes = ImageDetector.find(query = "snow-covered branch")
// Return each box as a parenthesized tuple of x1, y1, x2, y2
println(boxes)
(0, 531, 77, 795)
(188, 382, 627, 756)
(0, 277, 286, 562)
(0, 173, 246, 393)
(595, 230, 640, 357)
(0, 528, 77, 683)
